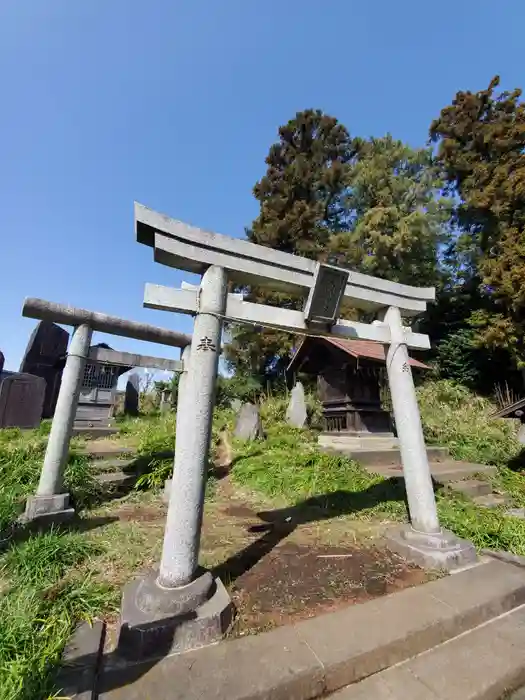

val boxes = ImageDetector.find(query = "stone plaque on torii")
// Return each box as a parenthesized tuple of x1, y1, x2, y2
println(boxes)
(115, 203, 476, 662)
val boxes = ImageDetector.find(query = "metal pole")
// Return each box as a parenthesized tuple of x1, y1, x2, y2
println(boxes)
(37, 323, 93, 496)
(383, 306, 440, 534)
(158, 266, 227, 587)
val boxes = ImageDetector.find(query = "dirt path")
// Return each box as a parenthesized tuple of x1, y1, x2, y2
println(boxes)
(89, 476, 431, 644)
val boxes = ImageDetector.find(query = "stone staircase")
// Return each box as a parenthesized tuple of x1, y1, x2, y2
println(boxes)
(81, 441, 138, 494)
(321, 443, 508, 509)
(329, 598, 525, 699)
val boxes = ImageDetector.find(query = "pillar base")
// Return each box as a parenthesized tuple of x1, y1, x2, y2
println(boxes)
(386, 525, 477, 572)
(22, 493, 75, 525)
(117, 570, 234, 661)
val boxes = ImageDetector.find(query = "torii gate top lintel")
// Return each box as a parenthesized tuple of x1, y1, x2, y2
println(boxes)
(135, 202, 435, 317)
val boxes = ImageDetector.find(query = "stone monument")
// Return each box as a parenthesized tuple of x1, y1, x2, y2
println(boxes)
(234, 402, 264, 440)
(0, 372, 46, 429)
(159, 388, 172, 413)
(286, 382, 307, 428)
(19, 321, 69, 418)
(124, 373, 140, 416)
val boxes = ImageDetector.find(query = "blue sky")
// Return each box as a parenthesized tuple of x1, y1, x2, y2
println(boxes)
(1, 0, 523, 371)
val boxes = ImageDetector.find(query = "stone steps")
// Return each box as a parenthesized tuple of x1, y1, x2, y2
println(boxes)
(370, 459, 497, 483)
(95, 470, 137, 493)
(475, 494, 509, 509)
(322, 445, 450, 467)
(81, 443, 135, 460)
(72, 426, 118, 438)
(323, 441, 510, 511)
(330, 602, 525, 699)
(91, 458, 136, 474)
(97, 557, 525, 700)
(446, 478, 492, 498)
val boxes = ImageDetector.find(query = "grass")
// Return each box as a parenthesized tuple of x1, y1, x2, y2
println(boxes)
(0, 378, 523, 697)
(0, 529, 116, 700)
(0, 431, 115, 700)
(417, 380, 522, 465)
(232, 430, 407, 521)
(0, 433, 102, 525)
(231, 380, 525, 558)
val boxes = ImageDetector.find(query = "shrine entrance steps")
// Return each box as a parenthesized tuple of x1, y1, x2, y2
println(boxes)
(321, 443, 508, 509)
(72, 421, 119, 438)
(79, 440, 141, 494)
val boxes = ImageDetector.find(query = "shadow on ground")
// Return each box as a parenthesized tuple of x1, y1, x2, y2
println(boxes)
(213, 478, 408, 584)
(507, 447, 525, 472)
(0, 514, 118, 553)
(90, 476, 420, 696)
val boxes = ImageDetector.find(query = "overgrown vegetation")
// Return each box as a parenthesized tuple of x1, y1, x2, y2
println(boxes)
(230, 380, 525, 559)
(0, 431, 113, 700)
(0, 375, 524, 698)
(417, 380, 522, 465)
(0, 433, 101, 534)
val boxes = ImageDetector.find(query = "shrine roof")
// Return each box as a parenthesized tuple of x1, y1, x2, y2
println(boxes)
(287, 336, 429, 372)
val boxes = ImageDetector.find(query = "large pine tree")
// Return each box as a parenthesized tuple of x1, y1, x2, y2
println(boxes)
(430, 76, 525, 369)
(225, 110, 356, 379)
(249, 109, 356, 256)
(329, 135, 450, 287)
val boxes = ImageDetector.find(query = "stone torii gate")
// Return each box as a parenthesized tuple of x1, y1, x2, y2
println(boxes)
(113, 203, 477, 662)
(21, 298, 190, 524)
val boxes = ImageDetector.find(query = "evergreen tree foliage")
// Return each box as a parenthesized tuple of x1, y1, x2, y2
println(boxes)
(430, 76, 525, 367)
(225, 109, 355, 379)
(249, 108, 356, 256)
(330, 135, 450, 287)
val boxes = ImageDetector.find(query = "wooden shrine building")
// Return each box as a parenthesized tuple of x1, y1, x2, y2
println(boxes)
(287, 336, 427, 445)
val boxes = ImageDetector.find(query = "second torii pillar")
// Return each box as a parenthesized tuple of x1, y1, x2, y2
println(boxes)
(382, 306, 476, 569)
(118, 266, 233, 660)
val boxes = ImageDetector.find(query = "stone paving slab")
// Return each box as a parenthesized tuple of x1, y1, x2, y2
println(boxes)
(81, 447, 135, 460)
(55, 620, 105, 700)
(98, 559, 525, 700)
(332, 604, 525, 700)
(373, 460, 497, 483)
(99, 624, 324, 700)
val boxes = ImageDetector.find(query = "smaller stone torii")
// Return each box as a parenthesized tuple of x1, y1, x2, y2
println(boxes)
(21, 298, 190, 524)
(114, 203, 477, 663)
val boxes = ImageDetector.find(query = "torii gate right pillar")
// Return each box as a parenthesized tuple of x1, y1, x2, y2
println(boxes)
(382, 306, 477, 569)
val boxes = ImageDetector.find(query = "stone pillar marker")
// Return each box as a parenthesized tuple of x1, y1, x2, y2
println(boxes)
(118, 266, 233, 660)
(382, 306, 476, 569)
(160, 265, 227, 585)
(163, 344, 191, 503)
(24, 323, 93, 523)
(383, 306, 439, 534)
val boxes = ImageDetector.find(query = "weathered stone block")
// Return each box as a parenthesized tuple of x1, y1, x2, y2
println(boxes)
(233, 403, 263, 441)
(286, 382, 307, 428)
(22, 493, 75, 524)
(117, 572, 233, 661)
